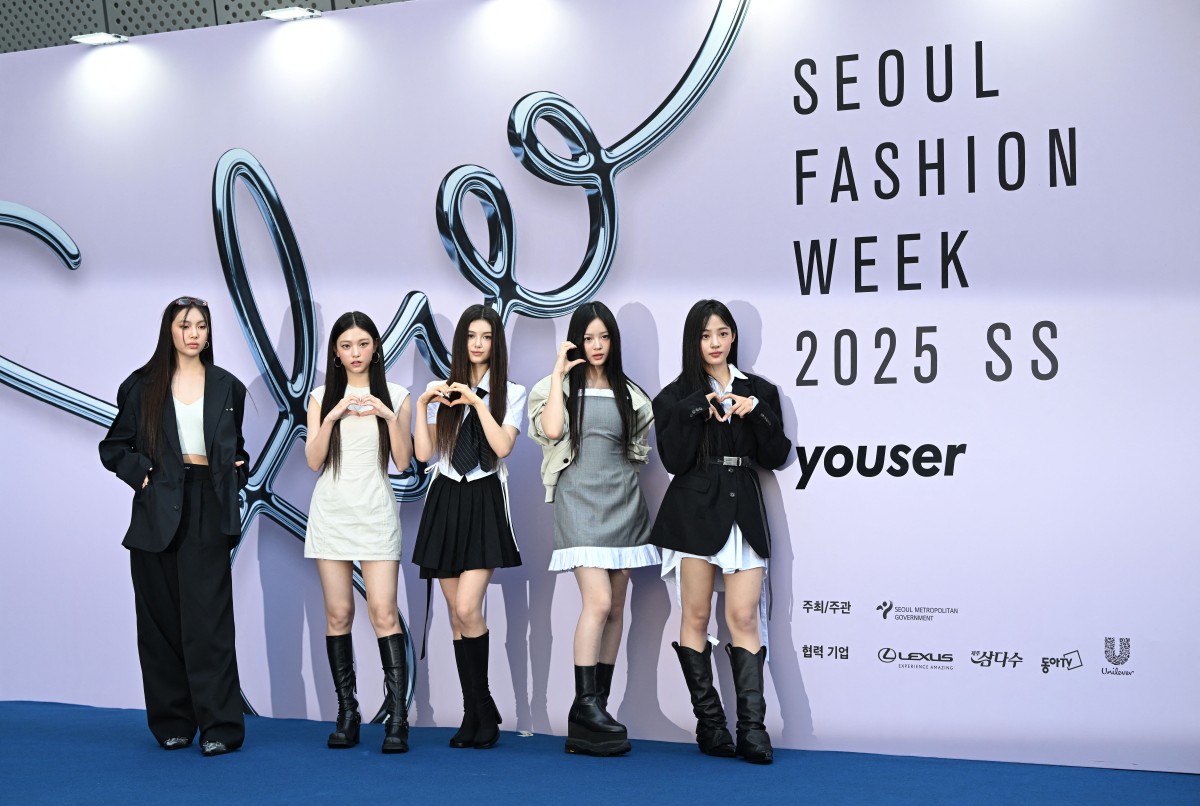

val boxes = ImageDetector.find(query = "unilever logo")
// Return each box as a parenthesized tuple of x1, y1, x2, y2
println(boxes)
(1104, 637, 1130, 666)
(1102, 637, 1133, 677)
(0, 1, 751, 717)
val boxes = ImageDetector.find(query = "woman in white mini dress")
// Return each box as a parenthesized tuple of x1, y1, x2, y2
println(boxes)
(305, 311, 413, 753)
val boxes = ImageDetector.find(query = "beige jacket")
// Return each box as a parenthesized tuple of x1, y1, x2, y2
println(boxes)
(527, 374, 653, 503)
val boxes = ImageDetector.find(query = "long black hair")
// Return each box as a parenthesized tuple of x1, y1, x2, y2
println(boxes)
(436, 304, 509, 462)
(136, 297, 213, 461)
(319, 311, 394, 478)
(678, 299, 739, 467)
(564, 301, 643, 459)
(679, 299, 739, 393)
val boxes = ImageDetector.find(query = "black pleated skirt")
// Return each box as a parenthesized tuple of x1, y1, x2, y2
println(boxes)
(412, 472, 521, 578)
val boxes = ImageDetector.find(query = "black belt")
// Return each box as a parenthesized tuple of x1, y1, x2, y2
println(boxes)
(709, 455, 752, 467)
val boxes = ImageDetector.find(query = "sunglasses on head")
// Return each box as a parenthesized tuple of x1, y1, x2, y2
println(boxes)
(174, 297, 208, 307)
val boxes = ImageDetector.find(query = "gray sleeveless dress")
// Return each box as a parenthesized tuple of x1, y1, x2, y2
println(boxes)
(550, 389, 659, 571)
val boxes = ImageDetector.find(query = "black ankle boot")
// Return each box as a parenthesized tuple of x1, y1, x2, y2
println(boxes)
(326, 634, 361, 748)
(673, 642, 736, 757)
(565, 665, 631, 756)
(725, 644, 772, 764)
(448, 638, 477, 749)
(378, 634, 409, 754)
(461, 632, 501, 749)
(595, 662, 616, 711)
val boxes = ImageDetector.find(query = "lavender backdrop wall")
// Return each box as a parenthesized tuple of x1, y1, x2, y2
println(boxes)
(1, 0, 1197, 772)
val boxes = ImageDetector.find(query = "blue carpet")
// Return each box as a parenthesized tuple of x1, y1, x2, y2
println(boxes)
(1, 702, 1195, 804)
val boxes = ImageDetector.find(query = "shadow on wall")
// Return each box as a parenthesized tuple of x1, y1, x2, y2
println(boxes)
(503, 314, 559, 735)
(400, 333, 438, 727)
(722, 300, 812, 743)
(616, 301, 690, 742)
(247, 306, 339, 722)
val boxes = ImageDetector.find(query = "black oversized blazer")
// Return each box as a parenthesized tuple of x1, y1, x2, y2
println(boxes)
(649, 372, 791, 558)
(99, 365, 250, 552)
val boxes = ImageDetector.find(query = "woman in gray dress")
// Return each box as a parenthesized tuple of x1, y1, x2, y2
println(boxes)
(528, 301, 659, 756)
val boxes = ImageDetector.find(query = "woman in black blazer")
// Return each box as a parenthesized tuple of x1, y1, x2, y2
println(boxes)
(651, 299, 791, 765)
(99, 297, 250, 757)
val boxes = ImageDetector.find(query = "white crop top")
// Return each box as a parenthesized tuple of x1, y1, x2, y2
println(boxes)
(174, 396, 206, 456)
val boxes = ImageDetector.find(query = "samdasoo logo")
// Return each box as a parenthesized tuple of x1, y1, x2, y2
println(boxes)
(795, 444, 966, 489)
(877, 648, 953, 664)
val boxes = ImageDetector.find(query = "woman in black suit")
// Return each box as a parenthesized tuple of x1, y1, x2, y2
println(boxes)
(99, 296, 250, 757)
(651, 299, 791, 765)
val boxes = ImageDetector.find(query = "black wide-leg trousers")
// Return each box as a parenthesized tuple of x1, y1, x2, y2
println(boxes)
(128, 465, 244, 747)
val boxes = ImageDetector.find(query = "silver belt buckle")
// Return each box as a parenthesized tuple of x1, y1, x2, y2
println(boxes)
(721, 456, 741, 467)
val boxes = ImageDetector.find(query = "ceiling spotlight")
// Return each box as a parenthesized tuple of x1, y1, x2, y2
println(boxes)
(70, 32, 129, 46)
(261, 7, 323, 21)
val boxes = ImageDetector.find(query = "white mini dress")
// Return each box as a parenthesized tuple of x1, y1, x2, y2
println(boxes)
(304, 382, 409, 561)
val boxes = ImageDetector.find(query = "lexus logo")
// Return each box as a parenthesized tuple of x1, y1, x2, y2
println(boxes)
(1104, 637, 1131, 666)
(877, 647, 953, 664)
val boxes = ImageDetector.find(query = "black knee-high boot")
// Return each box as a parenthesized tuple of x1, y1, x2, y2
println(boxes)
(448, 638, 477, 749)
(673, 642, 736, 757)
(565, 665, 631, 756)
(326, 634, 361, 748)
(725, 644, 772, 764)
(378, 634, 409, 754)
(461, 632, 501, 749)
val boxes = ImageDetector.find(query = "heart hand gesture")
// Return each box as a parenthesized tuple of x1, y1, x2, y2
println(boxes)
(326, 394, 361, 423)
(354, 393, 394, 422)
(554, 341, 586, 379)
(445, 382, 483, 408)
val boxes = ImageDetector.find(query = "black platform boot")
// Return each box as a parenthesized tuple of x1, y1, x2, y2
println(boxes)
(462, 632, 501, 749)
(726, 644, 773, 764)
(448, 639, 477, 749)
(326, 634, 361, 748)
(565, 665, 631, 756)
(595, 662, 616, 711)
(378, 634, 409, 754)
(672, 642, 736, 758)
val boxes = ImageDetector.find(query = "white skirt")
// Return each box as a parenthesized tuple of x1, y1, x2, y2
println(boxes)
(661, 523, 770, 655)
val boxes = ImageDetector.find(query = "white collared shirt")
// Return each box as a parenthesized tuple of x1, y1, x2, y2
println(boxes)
(426, 370, 527, 481)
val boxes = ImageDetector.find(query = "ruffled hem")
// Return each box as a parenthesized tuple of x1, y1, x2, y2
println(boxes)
(549, 544, 661, 572)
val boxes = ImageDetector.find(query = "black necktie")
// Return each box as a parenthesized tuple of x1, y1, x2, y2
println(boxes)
(451, 388, 495, 474)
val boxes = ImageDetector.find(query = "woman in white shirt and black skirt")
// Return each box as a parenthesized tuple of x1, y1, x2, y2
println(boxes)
(411, 304, 526, 750)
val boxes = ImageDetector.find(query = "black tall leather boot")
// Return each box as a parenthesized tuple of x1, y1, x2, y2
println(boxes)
(448, 638, 477, 749)
(725, 644, 773, 764)
(566, 665, 631, 756)
(378, 634, 409, 754)
(325, 634, 361, 748)
(595, 662, 616, 711)
(673, 641, 736, 757)
(461, 632, 501, 749)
